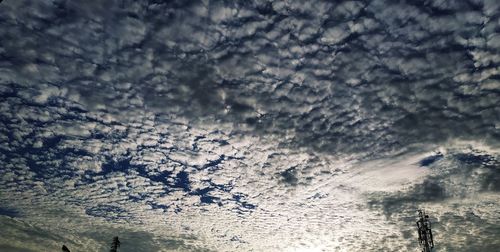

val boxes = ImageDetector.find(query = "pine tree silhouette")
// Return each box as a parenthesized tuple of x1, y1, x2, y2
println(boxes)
(110, 236, 120, 252)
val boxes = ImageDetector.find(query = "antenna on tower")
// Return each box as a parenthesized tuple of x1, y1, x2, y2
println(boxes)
(416, 209, 434, 252)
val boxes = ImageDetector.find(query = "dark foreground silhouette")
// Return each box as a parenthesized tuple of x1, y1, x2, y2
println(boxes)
(61, 245, 70, 252)
(416, 210, 434, 252)
(110, 236, 121, 252)
(62, 236, 121, 252)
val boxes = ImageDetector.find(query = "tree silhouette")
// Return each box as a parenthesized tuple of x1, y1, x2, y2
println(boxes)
(61, 245, 71, 252)
(110, 236, 120, 252)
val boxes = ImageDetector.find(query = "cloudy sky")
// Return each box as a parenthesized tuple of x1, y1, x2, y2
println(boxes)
(0, 0, 499, 251)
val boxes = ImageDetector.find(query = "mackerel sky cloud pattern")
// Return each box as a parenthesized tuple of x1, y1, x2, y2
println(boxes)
(0, 0, 499, 251)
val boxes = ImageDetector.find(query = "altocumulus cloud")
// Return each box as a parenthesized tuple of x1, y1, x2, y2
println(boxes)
(0, 0, 499, 251)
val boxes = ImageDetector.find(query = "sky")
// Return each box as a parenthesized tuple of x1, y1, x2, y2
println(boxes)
(0, 0, 499, 251)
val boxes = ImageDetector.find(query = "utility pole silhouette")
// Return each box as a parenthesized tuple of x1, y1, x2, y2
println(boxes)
(110, 236, 120, 252)
(416, 209, 434, 252)
(61, 245, 70, 252)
